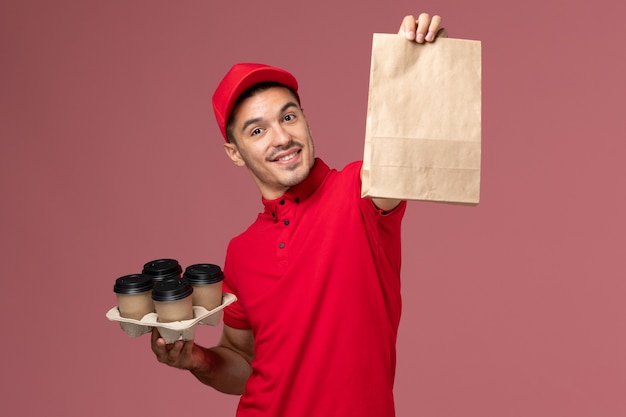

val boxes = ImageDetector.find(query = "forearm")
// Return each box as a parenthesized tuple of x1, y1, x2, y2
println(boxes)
(190, 344, 252, 395)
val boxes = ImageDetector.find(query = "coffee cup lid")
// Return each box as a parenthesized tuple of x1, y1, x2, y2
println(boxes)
(114, 274, 153, 294)
(142, 259, 183, 281)
(183, 264, 224, 285)
(152, 278, 193, 302)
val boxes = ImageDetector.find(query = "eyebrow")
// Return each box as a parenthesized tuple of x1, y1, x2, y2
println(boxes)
(240, 101, 300, 134)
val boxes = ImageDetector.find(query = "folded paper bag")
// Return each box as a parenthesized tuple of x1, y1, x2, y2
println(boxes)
(361, 34, 482, 204)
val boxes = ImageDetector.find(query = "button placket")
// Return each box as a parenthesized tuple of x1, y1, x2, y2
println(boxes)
(275, 198, 295, 262)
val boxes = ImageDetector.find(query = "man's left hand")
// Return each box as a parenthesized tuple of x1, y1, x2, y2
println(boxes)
(398, 13, 446, 43)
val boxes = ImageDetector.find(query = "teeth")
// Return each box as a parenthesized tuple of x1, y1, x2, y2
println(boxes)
(278, 152, 297, 161)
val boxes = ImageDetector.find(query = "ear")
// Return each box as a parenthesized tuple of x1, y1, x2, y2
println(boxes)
(224, 142, 246, 167)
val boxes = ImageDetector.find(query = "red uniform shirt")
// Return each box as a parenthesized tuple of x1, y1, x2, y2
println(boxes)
(223, 158, 406, 417)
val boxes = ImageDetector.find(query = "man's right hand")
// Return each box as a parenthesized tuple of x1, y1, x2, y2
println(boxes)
(151, 328, 208, 372)
(150, 325, 254, 395)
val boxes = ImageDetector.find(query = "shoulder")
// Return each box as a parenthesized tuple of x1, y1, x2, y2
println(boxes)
(340, 160, 363, 176)
(226, 213, 266, 252)
(323, 160, 362, 187)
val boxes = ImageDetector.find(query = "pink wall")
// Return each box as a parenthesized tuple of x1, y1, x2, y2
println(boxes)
(1, 0, 625, 416)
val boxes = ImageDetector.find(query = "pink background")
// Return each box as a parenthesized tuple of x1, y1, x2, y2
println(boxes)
(1, 0, 625, 415)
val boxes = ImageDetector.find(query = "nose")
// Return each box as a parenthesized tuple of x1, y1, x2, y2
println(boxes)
(271, 123, 291, 147)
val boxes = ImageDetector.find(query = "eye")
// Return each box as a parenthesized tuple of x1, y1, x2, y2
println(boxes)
(283, 113, 296, 122)
(251, 127, 262, 136)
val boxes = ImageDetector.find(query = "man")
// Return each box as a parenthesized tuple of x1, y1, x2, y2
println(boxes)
(152, 13, 445, 417)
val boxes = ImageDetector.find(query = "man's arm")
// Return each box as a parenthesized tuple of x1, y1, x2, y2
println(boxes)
(366, 13, 445, 212)
(151, 324, 254, 395)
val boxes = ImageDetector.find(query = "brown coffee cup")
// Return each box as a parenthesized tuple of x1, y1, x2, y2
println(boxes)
(152, 278, 194, 322)
(142, 258, 183, 282)
(113, 274, 154, 320)
(183, 264, 224, 311)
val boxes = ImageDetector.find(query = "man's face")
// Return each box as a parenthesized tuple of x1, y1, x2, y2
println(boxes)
(224, 86, 315, 200)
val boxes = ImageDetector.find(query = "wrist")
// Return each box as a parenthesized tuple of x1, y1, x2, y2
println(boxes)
(188, 344, 214, 379)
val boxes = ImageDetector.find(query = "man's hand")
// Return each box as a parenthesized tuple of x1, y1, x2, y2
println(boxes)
(398, 13, 446, 43)
(151, 328, 208, 372)
(150, 325, 254, 394)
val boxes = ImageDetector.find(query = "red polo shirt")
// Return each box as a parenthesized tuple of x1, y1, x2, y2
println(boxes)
(223, 158, 406, 417)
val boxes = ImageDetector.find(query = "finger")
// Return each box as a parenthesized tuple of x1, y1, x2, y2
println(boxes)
(425, 15, 443, 42)
(151, 328, 163, 351)
(415, 13, 431, 43)
(151, 328, 170, 362)
(166, 339, 184, 360)
(181, 339, 195, 357)
(398, 15, 417, 40)
(168, 340, 183, 355)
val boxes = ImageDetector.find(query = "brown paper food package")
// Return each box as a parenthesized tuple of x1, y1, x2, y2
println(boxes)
(361, 34, 482, 204)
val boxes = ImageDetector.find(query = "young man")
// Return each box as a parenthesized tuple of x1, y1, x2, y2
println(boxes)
(151, 13, 444, 417)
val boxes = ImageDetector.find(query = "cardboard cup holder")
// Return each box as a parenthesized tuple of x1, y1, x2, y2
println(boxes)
(106, 292, 236, 343)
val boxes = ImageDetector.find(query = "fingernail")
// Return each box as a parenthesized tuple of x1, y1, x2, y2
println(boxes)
(406, 31, 416, 40)
(416, 33, 425, 43)
(425, 32, 434, 42)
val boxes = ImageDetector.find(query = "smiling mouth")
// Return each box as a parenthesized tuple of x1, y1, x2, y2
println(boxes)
(272, 149, 301, 162)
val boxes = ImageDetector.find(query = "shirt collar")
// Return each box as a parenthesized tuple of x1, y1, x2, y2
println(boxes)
(262, 158, 329, 211)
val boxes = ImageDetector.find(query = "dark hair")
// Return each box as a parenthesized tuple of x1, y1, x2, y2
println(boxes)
(225, 82, 300, 144)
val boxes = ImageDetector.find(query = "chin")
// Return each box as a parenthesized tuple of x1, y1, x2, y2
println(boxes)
(283, 166, 310, 187)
